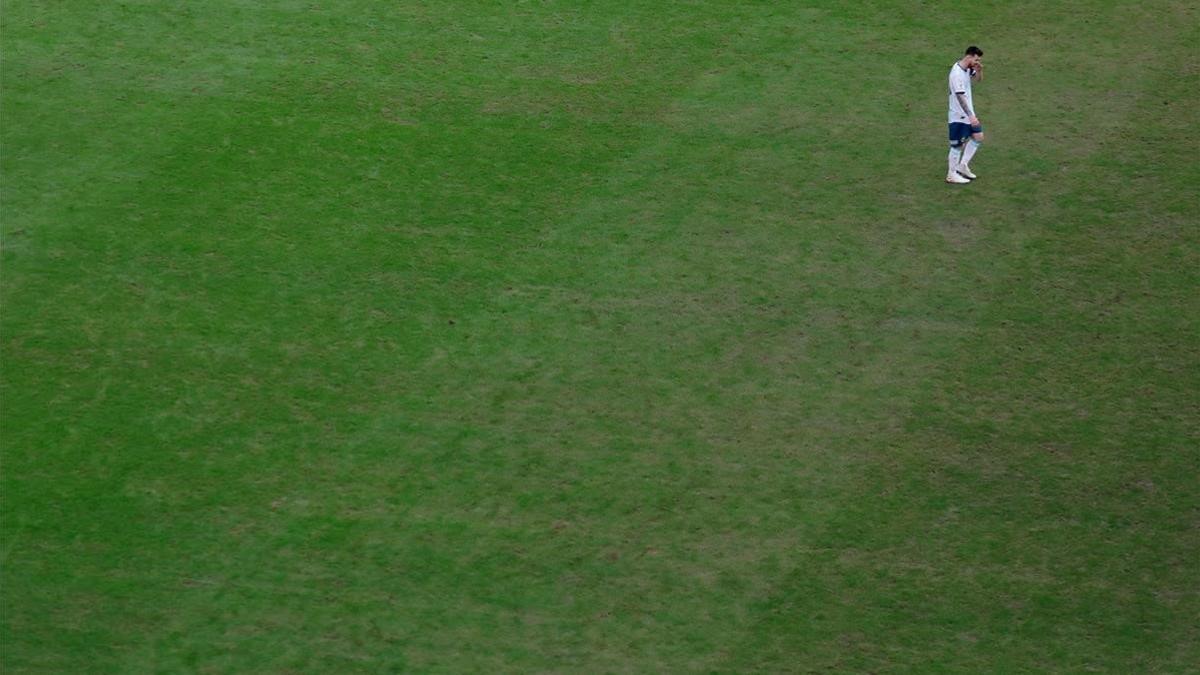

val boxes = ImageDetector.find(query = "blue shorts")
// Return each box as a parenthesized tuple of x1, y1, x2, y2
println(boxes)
(949, 122, 983, 145)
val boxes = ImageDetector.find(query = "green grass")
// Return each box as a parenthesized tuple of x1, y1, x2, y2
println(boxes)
(3, 1, 1198, 671)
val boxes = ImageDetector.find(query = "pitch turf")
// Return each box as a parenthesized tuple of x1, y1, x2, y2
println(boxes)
(3, 1, 1198, 671)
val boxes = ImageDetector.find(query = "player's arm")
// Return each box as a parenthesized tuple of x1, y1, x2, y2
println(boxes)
(955, 92, 979, 125)
(970, 64, 983, 81)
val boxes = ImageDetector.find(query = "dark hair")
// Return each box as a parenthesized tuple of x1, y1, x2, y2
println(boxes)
(965, 45, 983, 56)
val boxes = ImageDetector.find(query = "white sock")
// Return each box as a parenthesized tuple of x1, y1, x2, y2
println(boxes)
(948, 146, 963, 175)
(960, 139, 980, 168)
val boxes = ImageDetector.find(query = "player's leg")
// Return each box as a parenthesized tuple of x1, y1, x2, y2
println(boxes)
(948, 141, 968, 181)
(947, 125, 971, 183)
(958, 128, 984, 178)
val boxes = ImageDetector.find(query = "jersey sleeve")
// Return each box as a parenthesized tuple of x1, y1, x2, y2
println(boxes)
(950, 69, 967, 93)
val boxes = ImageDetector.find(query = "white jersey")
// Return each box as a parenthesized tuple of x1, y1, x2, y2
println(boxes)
(948, 62, 974, 123)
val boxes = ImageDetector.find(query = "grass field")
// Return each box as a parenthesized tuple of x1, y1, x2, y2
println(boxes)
(3, 1, 1198, 671)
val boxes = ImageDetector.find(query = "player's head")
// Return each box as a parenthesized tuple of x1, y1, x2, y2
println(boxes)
(963, 45, 983, 67)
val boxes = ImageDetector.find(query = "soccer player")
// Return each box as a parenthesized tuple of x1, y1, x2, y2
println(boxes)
(947, 45, 984, 184)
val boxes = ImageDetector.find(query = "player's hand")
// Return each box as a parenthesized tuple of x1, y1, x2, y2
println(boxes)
(968, 116, 980, 126)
